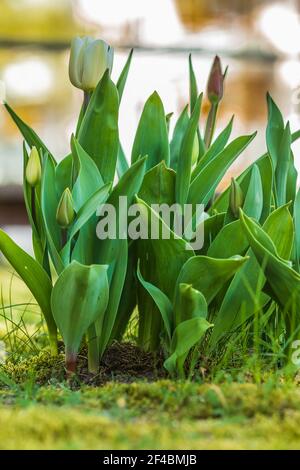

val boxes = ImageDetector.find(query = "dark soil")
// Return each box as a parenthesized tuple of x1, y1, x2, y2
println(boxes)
(2, 342, 167, 387)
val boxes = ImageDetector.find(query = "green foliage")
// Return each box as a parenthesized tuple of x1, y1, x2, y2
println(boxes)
(2, 39, 300, 378)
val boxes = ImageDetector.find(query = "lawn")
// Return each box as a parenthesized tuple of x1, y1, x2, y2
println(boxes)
(1, 379, 300, 449)
(1, 265, 300, 450)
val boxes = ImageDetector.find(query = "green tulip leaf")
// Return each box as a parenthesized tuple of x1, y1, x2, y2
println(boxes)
(164, 317, 213, 377)
(51, 261, 109, 368)
(0, 229, 57, 352)
(139, 161, 176, 207)
(188, 133, 256, 207)
(207, 220, 248, 258)
(131, 91, 170, 170)
(116, 48, 133, 101)
(78, 70, 119, 183)
(5, 103, 56, 164)
(174, 283, 208, 327)
(176, 255, 248, 305)
(239, 210, 300, 313)
(137, 263, 173, 341)
(170, 105, 189, 170)
(176, 93, 202, 205)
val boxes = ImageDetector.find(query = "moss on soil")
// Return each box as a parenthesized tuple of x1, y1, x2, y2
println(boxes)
(1, 345, 300, 449)
(0, 380, 300, 449)
(2, 342, 166, 386)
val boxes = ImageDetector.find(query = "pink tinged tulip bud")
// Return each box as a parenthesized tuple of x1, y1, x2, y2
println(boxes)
(207, 56, 224, 104)
(25, 146, 41, 187)
(69, 36, 114, 92)
(56, 188, 75, 228)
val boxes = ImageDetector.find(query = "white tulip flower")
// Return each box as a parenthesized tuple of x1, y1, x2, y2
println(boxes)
(69, 37, 114, 92)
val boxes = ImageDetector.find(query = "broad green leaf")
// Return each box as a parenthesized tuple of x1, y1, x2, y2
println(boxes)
(69, 183, 111, 241)
(263, 203, 294, 260)
(164, 317, 213, 377)
(188, 133, 256, 207)
(116, 48, 133, 101)
(242, 164, 263, 220)
(256, 155, 273, 223)
(0, 229, 57, 348)
(211, 153, 272, 220)
(110, 244, 137, 341)
(70, 139, 106, 265)
(266, 93, 284, 171)
(170, 105, 189, 170)
(176, 94, 202, 205)
(136, 197, 193, 350)
(174, 283, 207, 326)
(94, 157, 147, 264)
(71, 137, 104, 210)
(5, 103, 56, 164)
(116, 143, 129, 178)
(286, 152, 297, 209)
(51, 261, 109, 365)
(198, 212, 226, 254)
(275, 122, 291, 206)
(211, 126, 300, 215)
(188, 54, 205, 159)
(131, 91, 170, 170)
(192, 116, 234, 179)
(176, 255, 248, 305)
(136, 197, 193, 299)
(138, 161, 176, 207)
(207, 220, 248, 258)
(98, 239, 128, 357)
(189, 54, 198, 113)
(240, 210, 300, 313)
(55, 154, 73, 197)
(209, 205, 294, 347)
(78, 70, 119, 183)
(41, 154, 64, 274)
(61, 183, 111, 264)
(137, 263, 173, 341)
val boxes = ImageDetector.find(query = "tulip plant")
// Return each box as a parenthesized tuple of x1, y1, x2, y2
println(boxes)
(1, 36, 300, 378)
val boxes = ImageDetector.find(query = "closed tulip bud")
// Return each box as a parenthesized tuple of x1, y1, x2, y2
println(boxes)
(56, 188, 75, 228)
(25, 146, 41, 187)
(207, 56, 224, 104)
(69, 36, 114, 92)
(229, 177, 244, 218)
(191, 133, 199, 165)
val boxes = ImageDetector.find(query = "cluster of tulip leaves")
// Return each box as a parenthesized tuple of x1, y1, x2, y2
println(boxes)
(1, 49, 300, 378)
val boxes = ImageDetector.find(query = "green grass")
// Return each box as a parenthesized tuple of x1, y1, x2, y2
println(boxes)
(0, 380, 300, 449)
(1, 266, 300, 450)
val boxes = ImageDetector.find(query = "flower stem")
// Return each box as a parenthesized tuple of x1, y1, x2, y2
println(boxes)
(204, 102, 218, 148)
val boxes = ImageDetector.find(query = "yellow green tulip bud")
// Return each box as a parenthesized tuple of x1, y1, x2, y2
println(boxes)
(69, 36, 114, 92)
(229, 177, 244, 218)
(25, 146, 41, 187)
(207, 55, 224, 104)
(56, 188, 75, 228)
(191, 133, 199, 166)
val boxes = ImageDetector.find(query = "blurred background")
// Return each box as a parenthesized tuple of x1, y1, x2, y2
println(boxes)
(0, 0, 300, 242)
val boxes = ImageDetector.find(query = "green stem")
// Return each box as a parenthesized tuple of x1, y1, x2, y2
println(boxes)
(87, 324, 99, 374)
(49, 332, 58, 356)
(66, 350, 77, 376)
(204, 102, 218, 148)
(75, 91, 91, 138)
